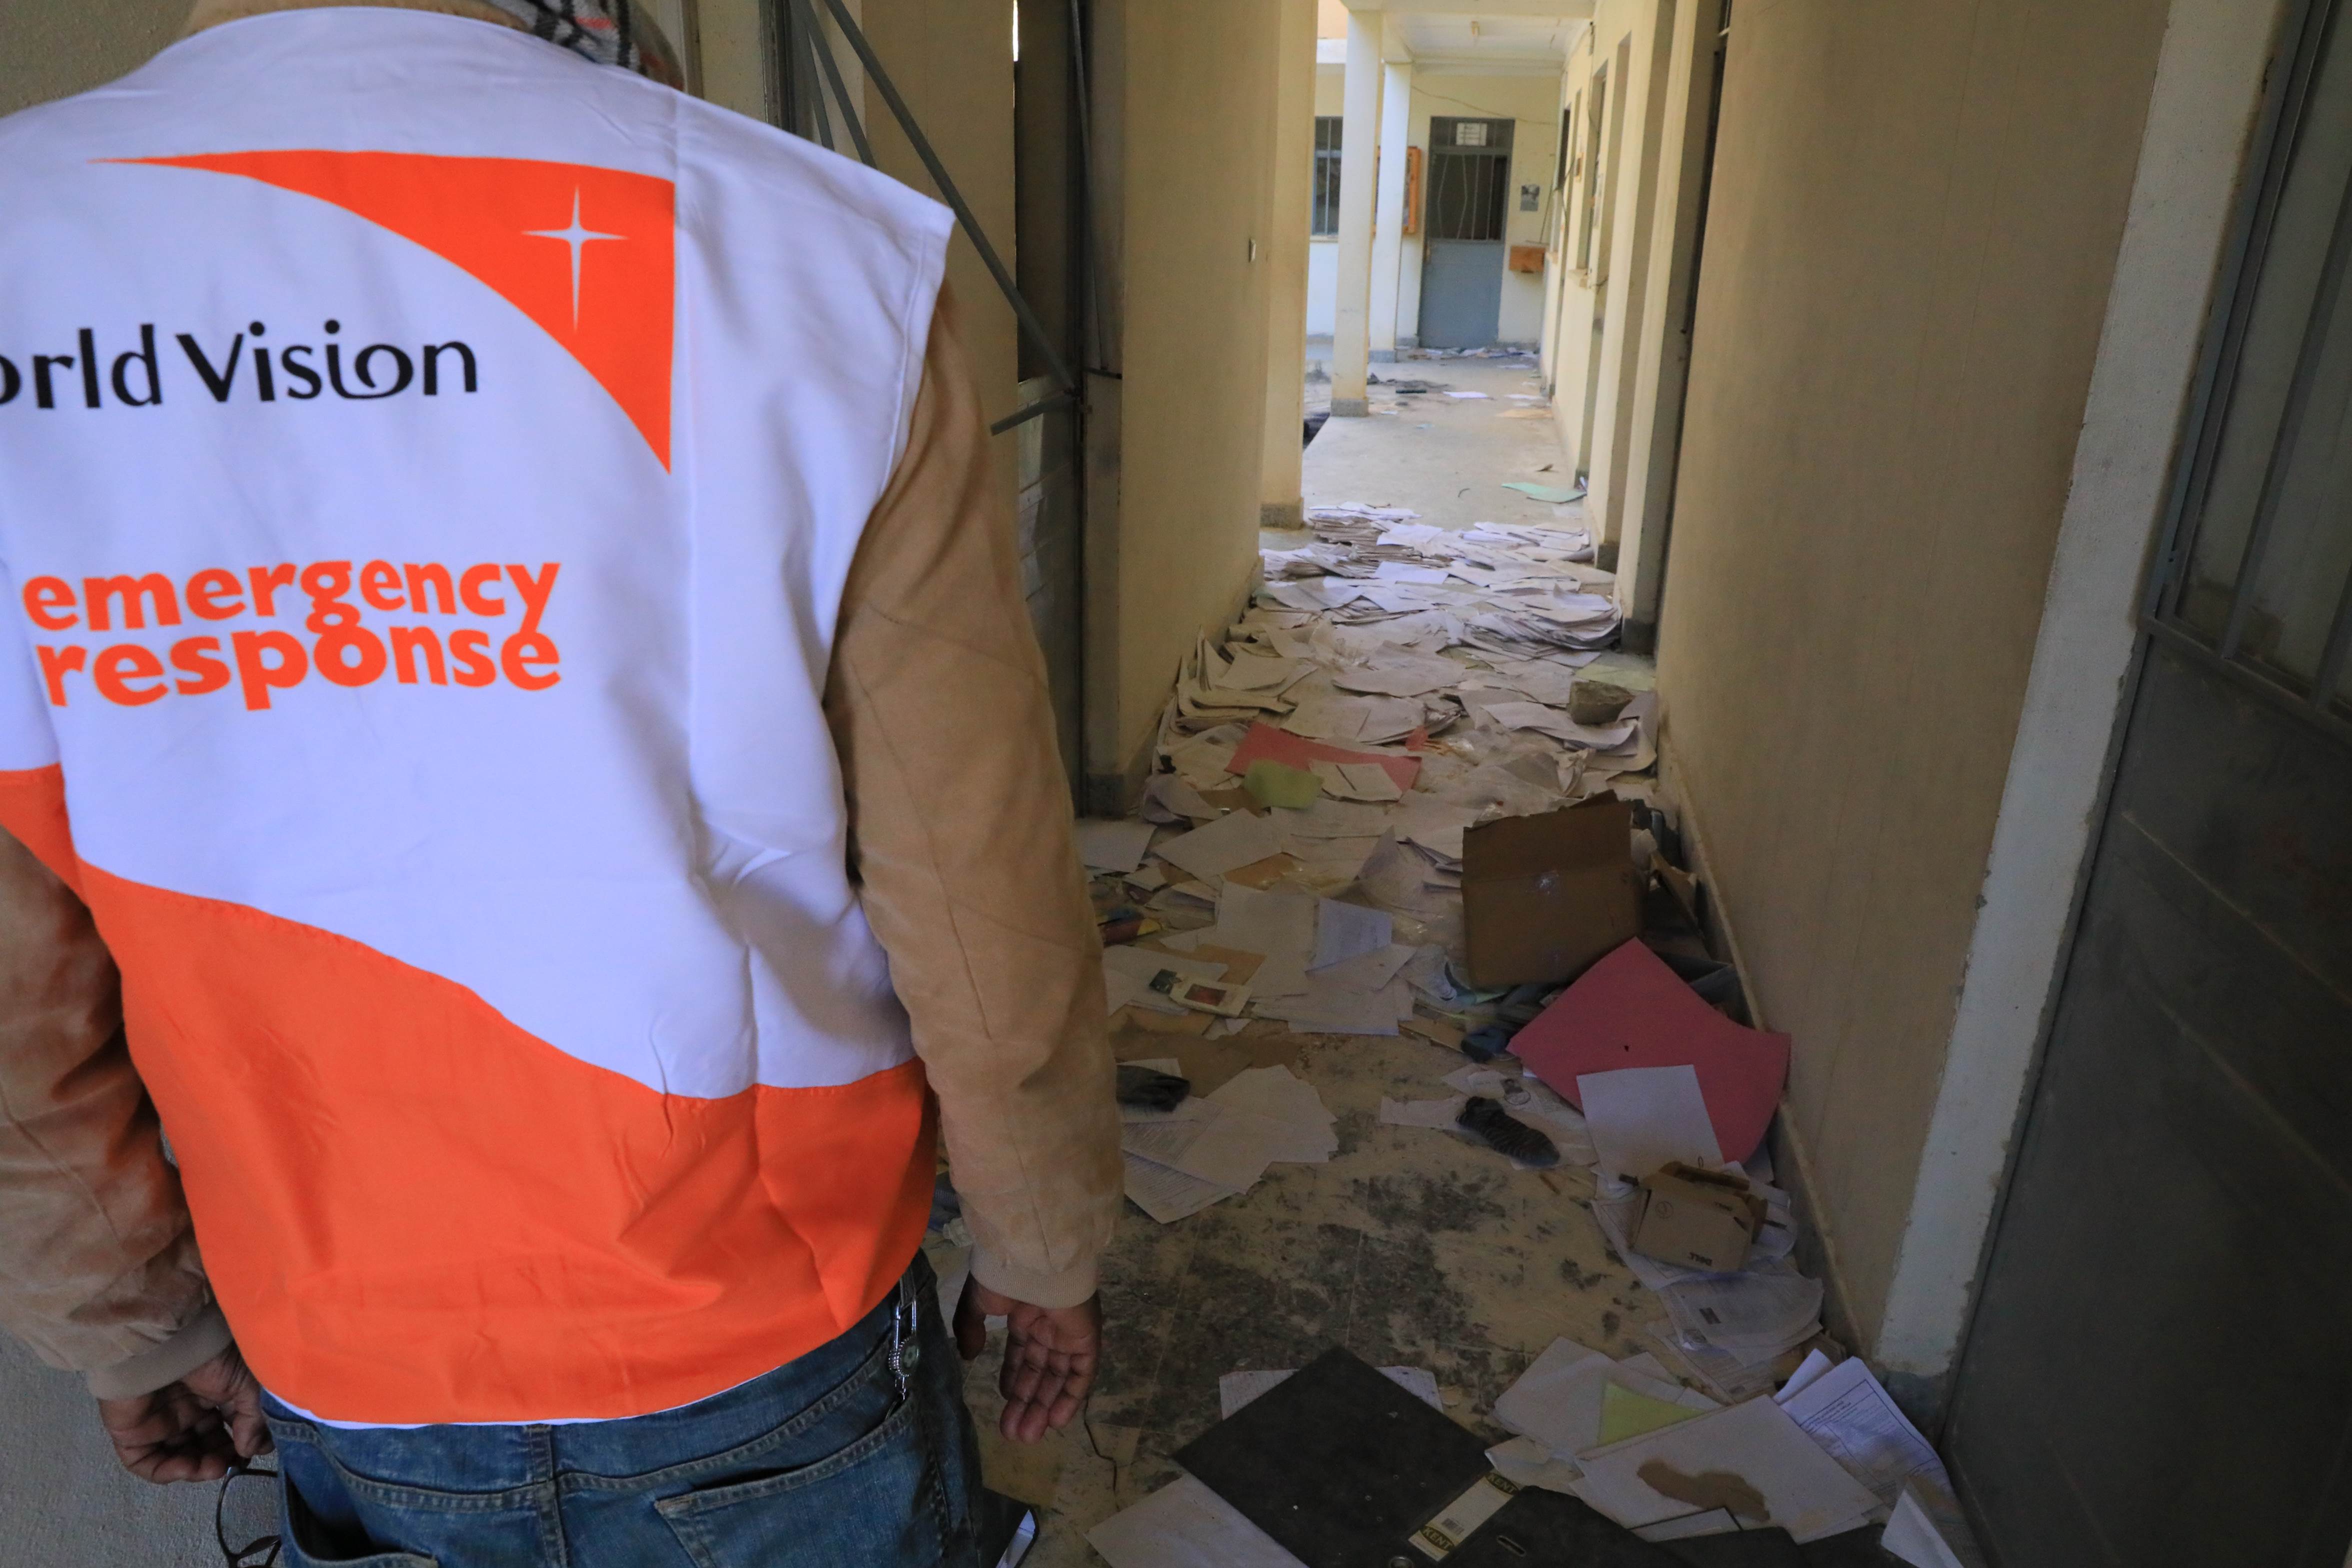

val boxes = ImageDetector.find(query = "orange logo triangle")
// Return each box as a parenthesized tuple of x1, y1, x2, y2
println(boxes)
(124, 152, 676, 468)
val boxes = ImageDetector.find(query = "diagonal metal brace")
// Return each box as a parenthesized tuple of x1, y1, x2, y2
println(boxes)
(788, 0, 876, 166)
(810, 0, 1082, 399)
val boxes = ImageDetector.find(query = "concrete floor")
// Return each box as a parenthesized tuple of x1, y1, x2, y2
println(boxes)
(1300, 351, 1586, 536)
(954, 1029, 1662, 1566)
(0, 1335, 235, 1568)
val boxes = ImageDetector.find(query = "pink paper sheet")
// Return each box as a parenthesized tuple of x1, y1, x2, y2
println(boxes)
(1510, 938, 1790, 1163)
(1226, 721, 1422, 792)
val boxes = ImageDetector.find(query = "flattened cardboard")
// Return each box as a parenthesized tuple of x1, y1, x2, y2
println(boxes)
(1632, 1164, 1766, 1274)
(1462, 799, 1642, 988)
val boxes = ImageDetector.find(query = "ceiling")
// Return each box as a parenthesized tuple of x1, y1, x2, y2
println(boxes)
(1390, 11, 1578, 68)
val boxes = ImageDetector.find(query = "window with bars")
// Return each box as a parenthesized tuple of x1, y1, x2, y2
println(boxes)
(2152, 0, 2352, 734)
(1426, 118, 1514, 244)
(1312, 116, 1344, 236)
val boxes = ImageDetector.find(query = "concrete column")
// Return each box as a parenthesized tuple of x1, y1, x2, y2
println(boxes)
(1259, 0, 1318, 528)
(1368, 56, 1412, 359)
(1330, 8, 1382, 416)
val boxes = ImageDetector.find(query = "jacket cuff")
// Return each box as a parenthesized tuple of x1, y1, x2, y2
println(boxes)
(83, 1304, 234, 1400)
(967, 1244, 1099, 1310)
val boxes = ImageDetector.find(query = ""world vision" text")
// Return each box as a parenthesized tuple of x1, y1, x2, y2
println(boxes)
(22, 560, 558, 710)
(0, 320, 478, 408)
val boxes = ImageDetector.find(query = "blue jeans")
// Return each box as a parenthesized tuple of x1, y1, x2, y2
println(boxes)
(261, 1254, 984, 1568)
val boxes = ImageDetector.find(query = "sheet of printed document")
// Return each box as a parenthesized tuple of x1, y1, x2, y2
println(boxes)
(1775, 1356, 1948, 1507)
(1568, 1394, 1880, 1544)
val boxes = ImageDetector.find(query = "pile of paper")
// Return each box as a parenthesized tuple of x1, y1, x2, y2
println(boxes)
(1484, 1336, 1876, 1545)
(1118, 1065, 1337, 1224)
(1476, 1328, 1970, 1554)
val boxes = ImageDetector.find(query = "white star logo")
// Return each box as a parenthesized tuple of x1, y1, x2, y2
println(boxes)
(525, 190, 625, 326)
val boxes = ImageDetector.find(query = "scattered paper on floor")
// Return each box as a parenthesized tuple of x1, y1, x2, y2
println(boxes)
(1087, 1474, 1308, 1568)
(1567, 1393, 1882, 1544)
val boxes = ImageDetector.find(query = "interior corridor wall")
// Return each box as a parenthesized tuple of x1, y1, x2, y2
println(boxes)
(1655, 0, 2170, 1353)
(856, 0, 1020, 440)
(1546, 24, 1598, 463)
(694, 0, 1020, 465)
(1106, 0, 1284, 779)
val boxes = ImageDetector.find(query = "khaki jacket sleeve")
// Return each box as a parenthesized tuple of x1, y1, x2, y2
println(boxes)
(0, 826, 227, 1398)
(824, 286, 1121, 1310)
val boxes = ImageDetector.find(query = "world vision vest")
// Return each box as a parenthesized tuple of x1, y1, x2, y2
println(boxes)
(0, 10, 952, 1424)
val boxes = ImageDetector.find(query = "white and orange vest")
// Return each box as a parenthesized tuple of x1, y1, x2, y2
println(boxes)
(0, 10, 952, 1424)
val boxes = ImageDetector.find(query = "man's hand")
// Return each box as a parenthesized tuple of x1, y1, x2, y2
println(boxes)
(96, 1342, 274, 1484)
(952, 1278, 1101, 1444)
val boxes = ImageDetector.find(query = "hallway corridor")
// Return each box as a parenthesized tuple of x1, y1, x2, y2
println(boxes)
(940, 354, 1930, 1565)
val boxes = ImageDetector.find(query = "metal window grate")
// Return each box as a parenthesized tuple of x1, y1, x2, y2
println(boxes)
(2150, 0, 2352, 740)
(1428, 118, 1514, 244)
(1312, 116, 1343, 237)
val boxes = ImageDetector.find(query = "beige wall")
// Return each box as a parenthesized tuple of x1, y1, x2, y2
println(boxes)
(1262, 0, 1318, 528)
(1107, 0, 1284, 774)
(1544, 0, 1678, 538)
(858, 0, 1020, 437)
(1314, 61, 1346, 116)
(1545, 19, 1598, 474)
(0, 0, 184, 116)
(1656, 0, 2171, 1352)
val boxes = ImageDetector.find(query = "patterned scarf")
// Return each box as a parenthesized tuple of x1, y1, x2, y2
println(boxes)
(474, 0, 683, 84)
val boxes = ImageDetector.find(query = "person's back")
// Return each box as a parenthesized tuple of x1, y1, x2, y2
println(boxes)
(0, 5, 1118, 1560)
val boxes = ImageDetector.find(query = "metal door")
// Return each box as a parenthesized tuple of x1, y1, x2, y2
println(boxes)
(1420, 118, 1513, 348)
(1946, 4, 2352, 1564)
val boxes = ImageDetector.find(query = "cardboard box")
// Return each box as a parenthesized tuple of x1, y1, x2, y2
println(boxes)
(1460, 798, 1642, 988)
(1630, 1162, 1766, 1273)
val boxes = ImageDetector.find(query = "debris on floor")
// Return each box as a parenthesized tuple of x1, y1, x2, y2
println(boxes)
(1502, 479, 1587, 504)
(1118, 1062, 1337, 1223)
(1001, 492, 1979, 1564)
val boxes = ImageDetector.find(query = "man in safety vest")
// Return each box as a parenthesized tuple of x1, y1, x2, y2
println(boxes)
(0, 2, 1120, 1562)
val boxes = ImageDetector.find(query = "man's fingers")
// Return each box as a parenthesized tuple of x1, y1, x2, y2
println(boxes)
(122, 1445, 232, 1485)
(96, 1343, 274, 1484)
(190, 1340, 277, 1458)
(963, 1291, 1102, 1443)
(993, 1304, 1102, 1443)
(999, 1366, 1090, 1442)
(102, 1403, 238, 1486)
(230, 1404, 276, 1458)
